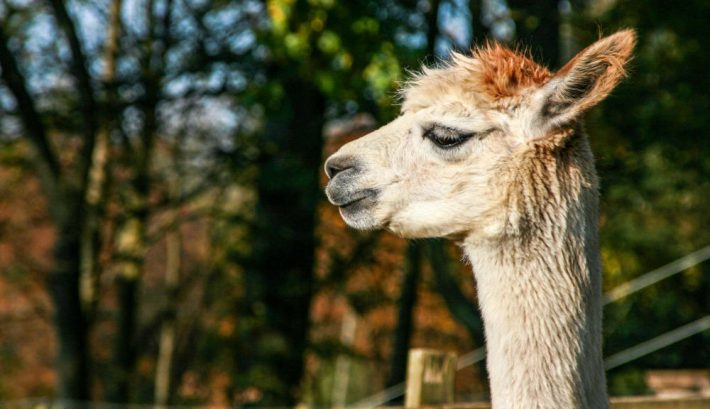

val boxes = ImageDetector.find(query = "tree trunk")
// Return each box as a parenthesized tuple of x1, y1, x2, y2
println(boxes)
(108, 215, 146, 402)
(331, 307, 357, 407)
(154, 228, 181, 406)
(244, 78, 325, 405)
(386, 241, 422, 403)
(469, 0, 489, 46)
(51, 218, 90, 401)
(426, 0, 442, 57)
(80, 0, 122, 320)
(426, 239, 488, 392)
(507, 0, 561, 68)
(0, 22, 91, 403)
(108, 0, 162, 395)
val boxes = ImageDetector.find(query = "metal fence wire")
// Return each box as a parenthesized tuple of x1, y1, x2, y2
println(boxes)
(351, 244, 710, 408)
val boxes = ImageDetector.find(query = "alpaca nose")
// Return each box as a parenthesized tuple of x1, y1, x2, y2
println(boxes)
(324, 155, 357, 179)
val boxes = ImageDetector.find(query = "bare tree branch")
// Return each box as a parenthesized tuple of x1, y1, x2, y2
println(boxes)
(0, 26, 61, 195)
(46, 0, 99, 194)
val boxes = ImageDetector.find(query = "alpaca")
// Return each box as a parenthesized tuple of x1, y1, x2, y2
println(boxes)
(324, 30, 636, 408)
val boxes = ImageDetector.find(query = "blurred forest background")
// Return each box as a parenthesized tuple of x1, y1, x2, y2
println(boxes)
(0, 0, 708, 406)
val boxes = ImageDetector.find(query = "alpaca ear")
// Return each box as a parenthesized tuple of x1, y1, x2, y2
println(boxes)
(538, 29, 636, 125)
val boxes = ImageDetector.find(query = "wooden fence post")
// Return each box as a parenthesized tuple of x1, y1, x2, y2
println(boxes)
(405, 349, 457, 408)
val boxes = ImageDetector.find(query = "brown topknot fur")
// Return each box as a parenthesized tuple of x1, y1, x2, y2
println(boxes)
(470, 43, 552, 99)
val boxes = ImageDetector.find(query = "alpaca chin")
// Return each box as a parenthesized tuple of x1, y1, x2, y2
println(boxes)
(337, 198, 381, 230)
(386, 202, 470, 239)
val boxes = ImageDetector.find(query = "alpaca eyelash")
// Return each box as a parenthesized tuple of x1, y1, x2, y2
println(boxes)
(423, 124, 479, 149)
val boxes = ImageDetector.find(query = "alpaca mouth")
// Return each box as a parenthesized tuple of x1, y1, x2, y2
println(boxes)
(340, 196, 367, 208)
(326, 187, 379, 208)
(325, 181, 381, 229)
(336, 190, 380, 230)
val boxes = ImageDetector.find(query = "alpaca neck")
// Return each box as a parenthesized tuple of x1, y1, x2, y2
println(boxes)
(464, 232, 606, 409)
(464, 137, 607, 409)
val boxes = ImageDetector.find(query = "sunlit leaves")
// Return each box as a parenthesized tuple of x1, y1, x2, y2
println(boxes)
(363, 43, 402, 105)
(352, 17, 379, 35)
(317, 30, 340, 54)
(267, 0, 293, 34)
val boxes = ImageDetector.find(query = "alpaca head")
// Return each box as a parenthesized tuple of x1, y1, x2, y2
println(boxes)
(325, 30, 635, 239)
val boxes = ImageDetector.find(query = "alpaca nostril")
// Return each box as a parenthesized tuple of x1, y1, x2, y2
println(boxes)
(325, 155, 357, 179)
(326, 163, 346, 179)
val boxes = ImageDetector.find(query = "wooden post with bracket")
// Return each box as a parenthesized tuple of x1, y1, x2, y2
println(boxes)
(405, 348, 457, 407)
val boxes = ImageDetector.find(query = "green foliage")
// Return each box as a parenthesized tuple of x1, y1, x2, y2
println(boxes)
(608, 369, 652, 396)
(246, 0, 426, 123)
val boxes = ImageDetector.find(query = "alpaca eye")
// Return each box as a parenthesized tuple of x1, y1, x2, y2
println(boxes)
(424, 125, 474, 149)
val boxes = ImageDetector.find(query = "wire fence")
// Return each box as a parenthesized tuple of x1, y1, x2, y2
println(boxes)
(3, 246, 708, 409)
(602, 245, 710, 305)
(604, 315, 710, 370)
(350, 244, 710, 408)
